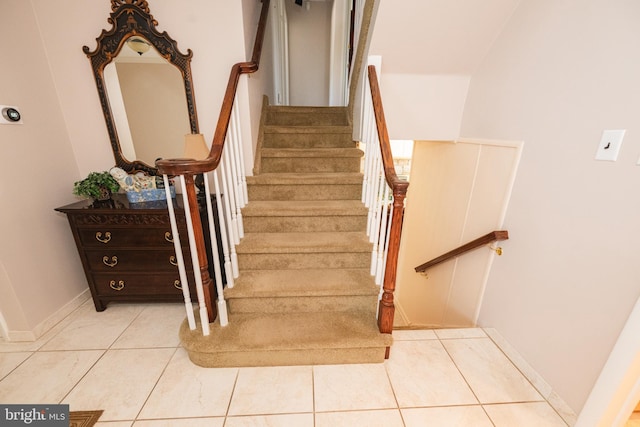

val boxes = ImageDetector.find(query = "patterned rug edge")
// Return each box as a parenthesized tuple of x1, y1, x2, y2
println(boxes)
(69, 410, 103, 427)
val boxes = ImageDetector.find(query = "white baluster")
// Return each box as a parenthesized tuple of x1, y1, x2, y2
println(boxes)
(375, 183, 391, 285)
(363, 89, 375, 209)
(218, 161, 240, 279)
(368, 148, 382, 244)
(230, 120, 245, 238)
(179, 175, 210, 336)
(222, 141, 240, 245)
(226, 117, 245, 240)
(213, 170, 235, 289)
(232, 102, 248, 207)
(162, 174, 196, 330)
(361, 89, 373, 204)
(379, 198, 394, 287)
(202, 172, 228, 326)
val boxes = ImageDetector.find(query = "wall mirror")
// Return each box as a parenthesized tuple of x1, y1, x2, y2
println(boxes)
(84, 0, 199, 175)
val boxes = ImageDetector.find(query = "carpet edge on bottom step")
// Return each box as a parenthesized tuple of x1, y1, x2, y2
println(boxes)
(179, 312, 392, 367)
(187, 346, 388, 368)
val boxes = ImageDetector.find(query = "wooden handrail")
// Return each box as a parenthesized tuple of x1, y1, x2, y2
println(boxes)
(367, 66, 409, 193)
(414, 230, 509, 273)
(367, 65, 409, 353)
(156, 0, 271, 176)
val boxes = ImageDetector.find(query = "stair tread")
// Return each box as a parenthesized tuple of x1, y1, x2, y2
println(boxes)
(228, 268, 378, 298)
(237, 232, 372, 254)
(263, 125, 352, 134)
(267, 105, 349, 114)
(242, 200, 367, 217)
(181, 311, 392, 353)
(247, 172, 364, 185)
(261, 148, 363, 158)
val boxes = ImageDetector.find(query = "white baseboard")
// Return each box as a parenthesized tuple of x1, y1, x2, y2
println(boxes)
(484, 327, 578, 426)
(5, 290, 90, 342)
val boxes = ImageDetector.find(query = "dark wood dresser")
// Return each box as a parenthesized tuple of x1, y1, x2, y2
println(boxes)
(55, 194, 205, 311)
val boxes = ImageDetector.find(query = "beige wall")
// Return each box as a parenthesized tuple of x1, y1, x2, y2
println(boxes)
(377, 74, 470, 140)
(460, 0, 640, 414)
(0, 1, 88, 336)
(369, 0, 521, 75)
(0, 0, 251, 338)
(32, 0, 249, 177)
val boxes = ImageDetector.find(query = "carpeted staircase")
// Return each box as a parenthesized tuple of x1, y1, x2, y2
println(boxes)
(180, 103, 392, 367)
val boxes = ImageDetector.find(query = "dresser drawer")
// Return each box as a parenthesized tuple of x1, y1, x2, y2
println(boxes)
(92, 273, 194, 296)
(56, 194, 220, 311)
(76, 227, 185, 248)
(85, 249, 188, 272)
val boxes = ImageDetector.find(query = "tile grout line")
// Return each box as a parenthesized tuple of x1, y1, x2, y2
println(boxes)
(311, 365, 316, 427)
(133, 346, 180, 423)
(222, 367, 241, 425)
(437, 336, 497, 427)
(383, 358, 408, 426)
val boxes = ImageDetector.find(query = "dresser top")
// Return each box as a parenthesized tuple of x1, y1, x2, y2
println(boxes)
(55, 193, 186, 214)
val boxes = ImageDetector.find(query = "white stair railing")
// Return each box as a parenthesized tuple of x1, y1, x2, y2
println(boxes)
(160, 101, 246, 335)
(156, 0, 270, 336)
(358, 58, 410, 339)
(361, 58, 393, 290)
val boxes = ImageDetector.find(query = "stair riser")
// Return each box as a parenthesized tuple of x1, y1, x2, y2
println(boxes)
(228, 295, 378, 314)
(266, 112, 349, 126)
(261, 157, 361, 174)
(243, 216, 367, 233)
(238, 252, 370, 270)
(248, 184, 362, 201)
(264, 132, 353, 148)
(187, 347, 388, 368)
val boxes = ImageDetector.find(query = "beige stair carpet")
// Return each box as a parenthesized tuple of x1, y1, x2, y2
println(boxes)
(181, 103, 391, 367)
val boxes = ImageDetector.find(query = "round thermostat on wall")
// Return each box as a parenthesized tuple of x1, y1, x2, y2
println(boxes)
(0, 105, 23, 124)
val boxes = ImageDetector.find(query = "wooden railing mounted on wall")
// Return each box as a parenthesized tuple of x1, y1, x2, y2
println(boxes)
(363, 64, 409, 356)
(156, 0, 270, 336)
(415, 230, 509, 274)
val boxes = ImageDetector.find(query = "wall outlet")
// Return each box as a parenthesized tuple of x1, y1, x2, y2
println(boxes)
(595, 129, 625, 161)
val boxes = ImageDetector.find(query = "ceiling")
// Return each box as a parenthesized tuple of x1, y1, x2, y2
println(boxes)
(369, 0, 522, 75)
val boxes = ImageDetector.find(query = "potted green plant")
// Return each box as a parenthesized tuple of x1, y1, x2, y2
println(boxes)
(73, 171, 120, 201)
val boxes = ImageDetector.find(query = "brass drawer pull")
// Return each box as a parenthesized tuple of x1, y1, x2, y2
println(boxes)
(95, 231, 112, 243)
(110, 280, 125, 291)
(165, 232, 173, 243)
(174, 280, 182, 290)
(102, 256, 118, 267)
(169, 255, 178, 266)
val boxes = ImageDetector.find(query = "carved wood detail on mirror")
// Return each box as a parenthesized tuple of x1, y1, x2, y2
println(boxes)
(84, 0, 199, 175)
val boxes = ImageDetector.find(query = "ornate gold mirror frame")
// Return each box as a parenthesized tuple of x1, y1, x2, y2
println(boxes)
(84, 0, 198, 175)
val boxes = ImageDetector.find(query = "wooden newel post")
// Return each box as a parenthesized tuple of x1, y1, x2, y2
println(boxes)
(184, 174, 217, 323)
(378, 183, 408, 358)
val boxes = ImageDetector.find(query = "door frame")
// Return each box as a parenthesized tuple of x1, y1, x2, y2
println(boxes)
(271, 0, 290, 105)
(329, 0, 351, 106)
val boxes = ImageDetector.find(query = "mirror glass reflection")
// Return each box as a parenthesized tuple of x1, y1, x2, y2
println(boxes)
(103, 36, 191, 167)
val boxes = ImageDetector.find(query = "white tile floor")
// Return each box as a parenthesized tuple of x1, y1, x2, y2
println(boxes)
(0, 301, 570, 426)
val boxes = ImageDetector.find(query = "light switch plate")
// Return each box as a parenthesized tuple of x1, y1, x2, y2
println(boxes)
(595, 129, 625, 161)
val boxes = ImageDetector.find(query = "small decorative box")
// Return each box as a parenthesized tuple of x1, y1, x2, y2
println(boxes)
(126, 186, 176, 203)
